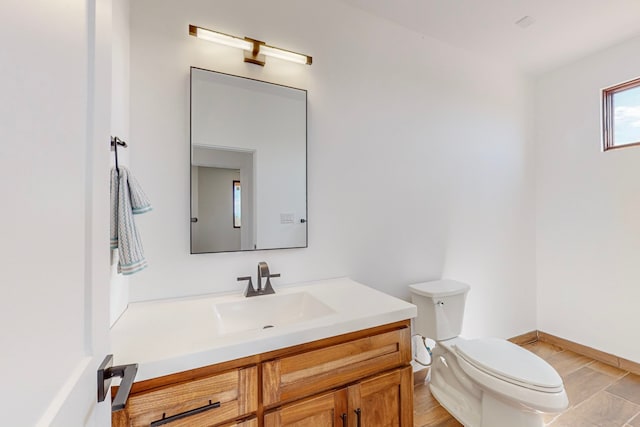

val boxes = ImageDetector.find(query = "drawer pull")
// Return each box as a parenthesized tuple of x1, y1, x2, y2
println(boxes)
(150, 400, 221, 426)
(340, 412, 348, 427)
(354, 408, 361, 427)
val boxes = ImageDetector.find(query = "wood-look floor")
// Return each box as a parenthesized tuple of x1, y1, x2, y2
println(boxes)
(414, 341, 640, 427)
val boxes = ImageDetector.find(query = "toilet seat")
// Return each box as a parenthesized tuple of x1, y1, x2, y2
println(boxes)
(435, 337, 569, 414)
(454, 338, 563, 393)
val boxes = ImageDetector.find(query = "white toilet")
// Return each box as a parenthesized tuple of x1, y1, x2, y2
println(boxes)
(410, 280, 568, 427)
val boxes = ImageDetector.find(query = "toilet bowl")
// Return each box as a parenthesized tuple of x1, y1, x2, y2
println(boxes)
(410, 280, 568, 427)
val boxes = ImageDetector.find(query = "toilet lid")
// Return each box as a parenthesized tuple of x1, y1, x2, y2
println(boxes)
(455, 338, 563, 392)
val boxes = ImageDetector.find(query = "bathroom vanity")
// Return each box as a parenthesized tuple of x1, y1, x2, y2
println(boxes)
(110, 278, 416, 427)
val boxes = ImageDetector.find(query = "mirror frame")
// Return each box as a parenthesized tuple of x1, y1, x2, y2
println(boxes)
(189, 67, 308, 254)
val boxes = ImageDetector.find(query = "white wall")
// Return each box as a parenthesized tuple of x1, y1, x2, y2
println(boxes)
(128, 0, 536, 340)
(535, 35, 640, 363)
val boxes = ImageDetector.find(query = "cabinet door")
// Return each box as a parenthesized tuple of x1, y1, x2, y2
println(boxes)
(348, 367, 413, 427)
(264, 389, 348, 427)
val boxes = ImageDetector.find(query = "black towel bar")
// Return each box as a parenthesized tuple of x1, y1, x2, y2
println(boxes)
(110, 136, 128, 174)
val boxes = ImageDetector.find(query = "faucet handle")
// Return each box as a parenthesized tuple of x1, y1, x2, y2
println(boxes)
(262, 272, 279, 295)
(237, 276, 257, 297)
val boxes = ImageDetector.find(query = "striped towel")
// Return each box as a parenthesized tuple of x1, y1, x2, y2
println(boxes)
(110, 166, 152, 275)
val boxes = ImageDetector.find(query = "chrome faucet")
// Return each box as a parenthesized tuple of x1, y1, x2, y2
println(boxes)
(237, 261, 280, 297)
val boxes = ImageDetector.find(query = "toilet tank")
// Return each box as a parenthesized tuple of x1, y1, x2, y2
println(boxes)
(409, 280, 470, 341)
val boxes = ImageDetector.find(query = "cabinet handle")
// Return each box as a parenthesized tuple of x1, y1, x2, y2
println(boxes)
(150, 400, 221, 426)
(340, 413, 348, 427)
(354, 408, 361, 427)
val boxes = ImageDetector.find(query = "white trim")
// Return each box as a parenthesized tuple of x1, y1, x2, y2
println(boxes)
(36, 357, 93, 427)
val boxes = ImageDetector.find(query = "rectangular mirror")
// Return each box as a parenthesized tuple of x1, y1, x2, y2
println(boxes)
(190, 67, 307, 253)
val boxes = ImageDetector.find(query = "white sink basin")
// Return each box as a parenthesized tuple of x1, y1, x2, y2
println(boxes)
(212, 291, 335, 335)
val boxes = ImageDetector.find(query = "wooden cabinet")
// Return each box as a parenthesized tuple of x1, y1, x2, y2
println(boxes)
(112, 366, 258, 427)
(264, 367, 412, 427)
(112, 321, 412, 427)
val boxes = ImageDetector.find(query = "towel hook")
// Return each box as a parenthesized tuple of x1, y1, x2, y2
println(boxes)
(110, 136, 128, 174)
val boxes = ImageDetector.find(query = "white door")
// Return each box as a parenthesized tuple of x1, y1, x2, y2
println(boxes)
(0, 0, 114, 425)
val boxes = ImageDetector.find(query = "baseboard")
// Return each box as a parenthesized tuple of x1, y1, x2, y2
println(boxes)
(619, 358, 640, 375)
(536, 331, 640, 376)
(414, 330, 640, 379)
(508, 330, 539, 345)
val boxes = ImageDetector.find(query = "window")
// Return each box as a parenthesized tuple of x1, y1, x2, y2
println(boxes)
(233, 180, 241, 228)
(602, 77, 640, 151)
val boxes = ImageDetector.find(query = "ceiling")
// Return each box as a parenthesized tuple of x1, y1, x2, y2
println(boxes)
(340, 0, 640, 75)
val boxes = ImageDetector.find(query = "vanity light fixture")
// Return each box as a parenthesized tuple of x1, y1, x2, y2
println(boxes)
(189, 25, 312, 66)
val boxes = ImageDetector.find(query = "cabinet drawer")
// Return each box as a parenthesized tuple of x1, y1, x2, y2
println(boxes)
(263, 327, 410, 406)
(124, 366, 258, 427)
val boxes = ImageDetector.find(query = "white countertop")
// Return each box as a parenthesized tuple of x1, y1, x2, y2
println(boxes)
(110, 277, 416, 381)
